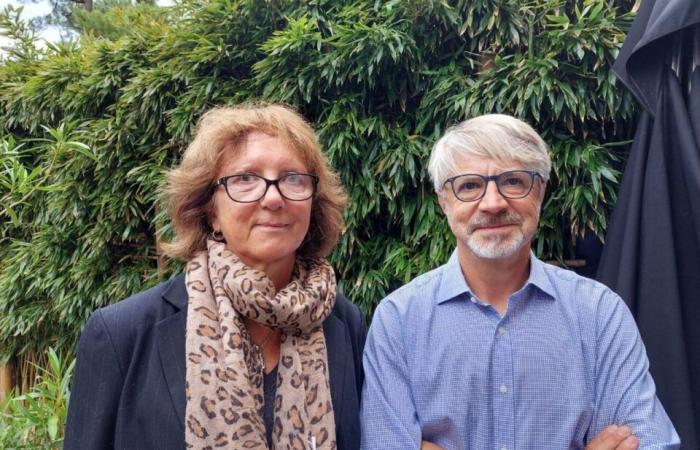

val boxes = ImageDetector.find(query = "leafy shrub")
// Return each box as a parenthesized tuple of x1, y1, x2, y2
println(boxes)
(0, 348, 74, 449)
(0, 0, 638, 366)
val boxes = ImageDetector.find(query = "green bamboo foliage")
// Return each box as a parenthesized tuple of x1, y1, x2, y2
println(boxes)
(1, 0, 637, 359)
(0, 348, 74, 448)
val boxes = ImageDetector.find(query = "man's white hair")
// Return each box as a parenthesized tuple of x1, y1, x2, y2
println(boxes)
(428, 114, 552, 191)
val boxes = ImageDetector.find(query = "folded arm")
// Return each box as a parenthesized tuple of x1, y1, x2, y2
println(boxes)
(587, 292, 680, 449)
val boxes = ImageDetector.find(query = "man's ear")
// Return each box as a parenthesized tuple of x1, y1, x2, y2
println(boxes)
(436, 190, 449, 215)
(538, 181, 547, 203)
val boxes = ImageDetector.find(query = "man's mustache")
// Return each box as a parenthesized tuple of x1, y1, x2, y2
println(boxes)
(467, 211, 522, 232)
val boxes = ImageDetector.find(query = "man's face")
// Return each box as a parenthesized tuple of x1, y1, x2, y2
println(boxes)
(437, 155, 545, 260)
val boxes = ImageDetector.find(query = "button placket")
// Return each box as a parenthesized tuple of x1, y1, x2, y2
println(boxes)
(493, 320, 515, 450)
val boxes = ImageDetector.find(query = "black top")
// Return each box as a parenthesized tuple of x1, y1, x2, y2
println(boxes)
(263, 365, 278, 446)
(64, 274, 366, 450)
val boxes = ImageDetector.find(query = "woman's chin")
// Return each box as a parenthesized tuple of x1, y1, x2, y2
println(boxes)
(233, 245, 299, 269)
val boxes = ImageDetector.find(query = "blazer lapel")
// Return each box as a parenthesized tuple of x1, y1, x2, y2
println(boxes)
(156, 275, 187, 429)
(323, 313, 347, 426)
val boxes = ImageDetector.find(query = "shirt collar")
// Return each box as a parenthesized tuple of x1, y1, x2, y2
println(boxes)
(525, 251, 557, 300)
(435, 249, 557, 305)
(435, 250, 472, 305)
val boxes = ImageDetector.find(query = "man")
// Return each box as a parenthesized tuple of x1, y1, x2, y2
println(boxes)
(360, 115, 679, 449)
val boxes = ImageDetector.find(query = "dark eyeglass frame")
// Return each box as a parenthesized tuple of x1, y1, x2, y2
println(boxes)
(213, 173, 319, 203)
(443, 170, 544, 202)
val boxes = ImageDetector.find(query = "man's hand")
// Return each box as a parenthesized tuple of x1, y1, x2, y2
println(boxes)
(420, 441, 445, 450)
(585, 425, 639, 450)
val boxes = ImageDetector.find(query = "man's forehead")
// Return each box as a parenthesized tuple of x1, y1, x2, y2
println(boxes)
(450, 154, 526, 174)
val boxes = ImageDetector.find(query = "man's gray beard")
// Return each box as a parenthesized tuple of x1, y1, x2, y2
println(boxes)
(466, 229, 527, 259)
(464, 211, 529, 259)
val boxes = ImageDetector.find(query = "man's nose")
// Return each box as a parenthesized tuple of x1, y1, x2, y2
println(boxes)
(478, 181, 508, 212)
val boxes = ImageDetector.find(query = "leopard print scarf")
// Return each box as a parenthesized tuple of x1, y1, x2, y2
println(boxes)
(184, 239, 337, 449)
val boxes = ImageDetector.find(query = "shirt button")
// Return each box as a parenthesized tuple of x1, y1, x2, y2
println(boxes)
(499, 385, 508, 394)
(498, 326, 506, 335)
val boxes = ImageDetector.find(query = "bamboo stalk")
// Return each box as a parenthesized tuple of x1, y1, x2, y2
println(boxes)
(0, 361, 14, 404)
(18, 348, 47, 393)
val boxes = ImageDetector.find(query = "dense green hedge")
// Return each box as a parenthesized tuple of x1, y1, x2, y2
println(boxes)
(0, 0, 637, 360)
(0, 348, 73, 448)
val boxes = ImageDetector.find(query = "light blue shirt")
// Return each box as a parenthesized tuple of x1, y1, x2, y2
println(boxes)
(360, 251, 679, 449)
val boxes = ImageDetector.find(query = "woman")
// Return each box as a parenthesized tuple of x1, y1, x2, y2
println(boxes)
(64, 104, 366, 449)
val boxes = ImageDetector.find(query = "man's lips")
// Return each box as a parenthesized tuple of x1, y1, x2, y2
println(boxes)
(472, 223, 518, 231)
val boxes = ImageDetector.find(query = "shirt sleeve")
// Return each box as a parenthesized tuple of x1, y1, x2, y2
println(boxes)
(360, 299, 421, 449)
(64, 310, 124, 450)
(588, 291, 681, 448)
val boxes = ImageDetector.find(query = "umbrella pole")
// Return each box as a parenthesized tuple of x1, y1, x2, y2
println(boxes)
(693, 25, 700, 71)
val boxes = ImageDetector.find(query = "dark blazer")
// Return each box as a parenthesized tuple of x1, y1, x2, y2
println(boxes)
(64, 274, 366, 450)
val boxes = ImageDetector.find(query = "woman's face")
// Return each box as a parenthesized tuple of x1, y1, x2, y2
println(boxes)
(211, 131, 313, 269)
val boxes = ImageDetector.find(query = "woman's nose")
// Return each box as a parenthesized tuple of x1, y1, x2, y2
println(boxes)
(259, 183, 285, 209)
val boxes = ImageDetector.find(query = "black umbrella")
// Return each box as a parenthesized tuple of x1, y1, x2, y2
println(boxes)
(597, 0, 700, 447)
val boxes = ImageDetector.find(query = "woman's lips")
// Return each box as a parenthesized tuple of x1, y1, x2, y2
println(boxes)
(256, 222, 289, 229)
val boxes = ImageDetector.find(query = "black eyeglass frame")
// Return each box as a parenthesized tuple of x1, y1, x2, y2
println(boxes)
(443, 170, 544, 202)
(213, 173, 319, 203)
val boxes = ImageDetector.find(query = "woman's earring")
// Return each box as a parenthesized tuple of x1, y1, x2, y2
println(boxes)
(212, 230, 225, 242)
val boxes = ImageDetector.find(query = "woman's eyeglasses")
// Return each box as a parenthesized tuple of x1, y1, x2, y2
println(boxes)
(213, 173, 318, 203)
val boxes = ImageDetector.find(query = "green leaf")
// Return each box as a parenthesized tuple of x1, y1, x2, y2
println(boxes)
(48, 415, 58, 440)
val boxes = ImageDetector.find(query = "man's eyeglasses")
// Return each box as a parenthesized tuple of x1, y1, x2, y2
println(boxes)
(213, 173, 318, 203)
(443, 170, 544, 202)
